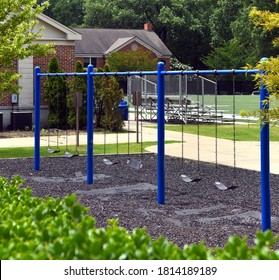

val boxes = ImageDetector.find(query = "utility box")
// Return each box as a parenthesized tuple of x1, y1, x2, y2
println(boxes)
(0, 112, 3, 132)
(11, 111, 32, 131)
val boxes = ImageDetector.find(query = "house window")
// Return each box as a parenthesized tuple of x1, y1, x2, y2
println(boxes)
(131, 43, 138, 51)
(84, 57, 97, 68)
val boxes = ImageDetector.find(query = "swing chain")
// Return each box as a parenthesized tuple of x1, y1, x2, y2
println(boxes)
(128, 112, 130, 156)
(214, 71, 219, 179)
(116, 126, 119, 156)
(104, 127, 106, 155)
(140, 112, 143, 159)
(196, 74, 201, 173)
(181, 111, 185, 172)
(232, 71, 238, 185)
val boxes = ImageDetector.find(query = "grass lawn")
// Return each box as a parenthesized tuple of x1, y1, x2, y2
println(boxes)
(187, 94, 279, 115)
(0, 141, 178, 159)
(164, 123, 279, 141)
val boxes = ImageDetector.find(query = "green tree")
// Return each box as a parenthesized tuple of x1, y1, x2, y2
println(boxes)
(0, 0, 53, 96)
(36, 0, 59, 18)
(164, 0, 215, 69)
(94, 64, 124, 131)
(44, 56, 67, 128)
(52, 0, 85, 27)
(249, 0, 279, 122)
(209, 0, 243, 48)
(202, 40, 247, 69)
(107, 49, 157, 71)
(205, 0, 279, 69)
(67, 61, 87, 129)
(37, 0, 85, 27)
(170, 57, 192, 70)
(83, 0, 144, 29)
(83, 0, 213, 69)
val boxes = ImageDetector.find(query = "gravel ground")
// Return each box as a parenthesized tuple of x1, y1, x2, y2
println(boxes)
(1, 154, 279, 248)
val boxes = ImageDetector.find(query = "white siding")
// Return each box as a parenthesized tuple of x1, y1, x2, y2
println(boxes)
(34, 20, 66, 40)
(18, 57, 34, 108)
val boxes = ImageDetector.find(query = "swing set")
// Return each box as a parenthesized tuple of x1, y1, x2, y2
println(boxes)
(180, 71, 238, 189)
(102, 91, 144, 170)
(45, 75, 80, 157)
(34, 59, 272, 232)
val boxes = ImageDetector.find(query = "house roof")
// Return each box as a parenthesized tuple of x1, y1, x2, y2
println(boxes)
(37, 14, 82, 41)
(74, 28, 172, 57)
(104, 37, 135, 54)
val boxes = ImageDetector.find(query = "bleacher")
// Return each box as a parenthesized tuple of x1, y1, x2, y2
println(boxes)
(128, 74, 234, 124)
(136, 94, 225, 124)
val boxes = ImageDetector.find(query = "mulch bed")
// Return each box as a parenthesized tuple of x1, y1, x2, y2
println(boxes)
(1, 154, 279, 248)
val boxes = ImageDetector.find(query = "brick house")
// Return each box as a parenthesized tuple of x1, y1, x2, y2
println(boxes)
(74, 23, 172, 70)
(0, 14, 171, 130)
(0, 13, 81, 129)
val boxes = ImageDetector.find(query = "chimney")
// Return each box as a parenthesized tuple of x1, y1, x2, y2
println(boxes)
(144, 22, 153, 31)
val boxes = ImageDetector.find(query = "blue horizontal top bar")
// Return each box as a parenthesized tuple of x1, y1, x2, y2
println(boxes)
(164, 69, 260, 75)
(37, 69, 260, 77)
(39, 72, 87, 77)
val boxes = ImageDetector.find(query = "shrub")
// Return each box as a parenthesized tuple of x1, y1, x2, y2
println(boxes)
(0, 176, 279, 260)
(94, 64, 124, 132)
(67, 61, 87, 129)
(44, 56, 67, 129)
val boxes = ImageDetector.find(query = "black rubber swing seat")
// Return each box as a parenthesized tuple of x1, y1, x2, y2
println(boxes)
(181, 174, 201, 183)
(47, 147, 60, 154)
(127, 158, 143, 170)
(103, 158, 119, 165)
(64, 151, 78, 158)
(214, 181, 238, 191)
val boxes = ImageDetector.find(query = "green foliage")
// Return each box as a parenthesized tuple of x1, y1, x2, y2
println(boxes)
(94, 64, 124, 131)
(170, 58, 192, 70)
(67, 61, 87, 129)
(203, 40, 247, 69)
(107, 49, 157, 71)
(0, 0, 54, 96)
(208, 0, 243, 48)
(1, 175, 279, 260)
(51, 0, 85, 27)
(38, 0, 85, 27)
(214, 232, 279, 260)
(44, 56, 67, 128)
(247, 1, 279, 123)
(83, 0, 213, 69)
(36, 0, 279, 70)
(204, 0, 279, 70)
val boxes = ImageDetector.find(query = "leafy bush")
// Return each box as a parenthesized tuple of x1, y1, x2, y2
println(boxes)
(67, 61, 87, 129)
(94, 64, 124, 132)
(44, 56, 67, 129)
(0, 176, 279, 260)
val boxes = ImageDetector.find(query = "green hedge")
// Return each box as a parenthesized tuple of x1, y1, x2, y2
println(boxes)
(0, 176, 279, 260)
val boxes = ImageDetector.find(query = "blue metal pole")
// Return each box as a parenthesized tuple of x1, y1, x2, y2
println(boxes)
(87, 65, 94, 184)
(157, 62, 165, 204)
(260, 57, 271, 231)
(34, 66, 41, 171)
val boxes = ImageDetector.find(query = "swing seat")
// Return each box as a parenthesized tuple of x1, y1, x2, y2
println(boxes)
(64, 151, 77, 158)
(214, 181, 228, 190)
(103, 158, 118, 165)
(214, 181, 238, 190)
(47, 147, 60, 154)
(127, 158, 143, 170)
(181, 174, 201, 183)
